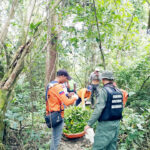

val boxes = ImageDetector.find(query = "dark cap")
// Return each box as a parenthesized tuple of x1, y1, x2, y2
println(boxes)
(101, 71, 114, 80)
(87, 85, 92, 91)
(57, 69, 71, 80)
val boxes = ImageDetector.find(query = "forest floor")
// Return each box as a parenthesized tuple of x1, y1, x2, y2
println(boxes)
(58, 135, 92, 150)
(5, 129, 92, 150)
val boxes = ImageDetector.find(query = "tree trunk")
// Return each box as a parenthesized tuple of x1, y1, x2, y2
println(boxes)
(45, 2, 58, 87)
(49, 14, 57, 82)
(0, 0, 18, 49)
(24, 0, 36, 43)
(0, 40, 32, 148)
(92, 0, 106, 70)
(147, 8, 150, 34)
(0, 89, 7, 149)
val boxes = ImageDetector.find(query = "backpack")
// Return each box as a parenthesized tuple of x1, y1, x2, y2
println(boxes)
(45, 81, 63, 128)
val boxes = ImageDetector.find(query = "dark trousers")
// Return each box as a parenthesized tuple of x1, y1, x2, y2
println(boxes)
(91, 84, 99, 105)
(75, 97, 82, 106)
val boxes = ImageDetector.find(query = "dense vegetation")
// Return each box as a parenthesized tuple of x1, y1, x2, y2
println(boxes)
(0, 0, 150, 149)
(63, 106, 92, 134)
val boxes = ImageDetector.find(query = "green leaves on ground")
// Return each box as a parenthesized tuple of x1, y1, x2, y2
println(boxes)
(63, 106, 92, 134)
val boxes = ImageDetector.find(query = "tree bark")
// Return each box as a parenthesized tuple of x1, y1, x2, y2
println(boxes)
(0, 40, 31, 90)
(92, 0, 106, 70)
(0, 40, 32, 148)
(45, 2, 59, 87)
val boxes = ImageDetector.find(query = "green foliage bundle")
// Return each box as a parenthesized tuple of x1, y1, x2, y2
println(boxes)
(119, 107, 150, 150)
(63, 106, 92, 134)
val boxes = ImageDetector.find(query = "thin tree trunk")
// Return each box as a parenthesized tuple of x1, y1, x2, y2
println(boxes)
(49, 14, 57, 82)
(0, 40, 32, 90)
(45, 2, 58, 87)
(24, 0, 36, 42)
(0, 89, 7, 147)
(45, 2, 51, 87)
(28, 53, 34, 128)
(0, 40, 32, 148)
(121, 12, 135, 51)
(92, 0, 106, 70)
(147, 8, 150, 34)
(0, 0, 18, 49)
(139, 76, 150, 91)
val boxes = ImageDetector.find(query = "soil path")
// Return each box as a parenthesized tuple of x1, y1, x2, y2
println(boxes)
(58, 136, 92, 150)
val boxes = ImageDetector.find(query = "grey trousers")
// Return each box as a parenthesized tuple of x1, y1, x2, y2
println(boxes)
(50, 119, 64, 150)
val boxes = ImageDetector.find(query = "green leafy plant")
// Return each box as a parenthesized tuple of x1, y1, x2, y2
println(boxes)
(63, 106, 92, 134)
(119, 107, 150, 149)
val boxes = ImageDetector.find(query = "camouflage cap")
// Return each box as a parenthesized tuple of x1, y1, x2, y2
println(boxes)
(101, 71, 114, 80)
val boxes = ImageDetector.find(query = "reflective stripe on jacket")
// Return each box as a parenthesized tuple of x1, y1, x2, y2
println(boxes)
(98, 84, 123, 121)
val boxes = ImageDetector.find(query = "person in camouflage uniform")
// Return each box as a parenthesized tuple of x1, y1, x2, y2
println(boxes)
(85, 71, 123, 150)
(89, 68, 101, 108)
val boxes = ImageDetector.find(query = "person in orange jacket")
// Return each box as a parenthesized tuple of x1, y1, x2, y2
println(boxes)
(45, 69, 78, 150)
(75, 85, 92, 108)
(113, 82, 129, 107)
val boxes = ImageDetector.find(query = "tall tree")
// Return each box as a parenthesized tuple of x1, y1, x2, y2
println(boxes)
(45, 0, 61, 86)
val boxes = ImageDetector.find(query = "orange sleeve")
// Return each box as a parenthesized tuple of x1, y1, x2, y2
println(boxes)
(86, 92, 91, 100)
(55, 85, 76, 106)
(77, 90, 81, 98)
(81, 89, 87, 106)
(121, 89, 128, 107)
(81, 89, 86, 101)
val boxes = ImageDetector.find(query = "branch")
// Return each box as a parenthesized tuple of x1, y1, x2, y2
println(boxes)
(139, 75, 150, 91)
(147, 8, 150, 34)
(122, 11, 135, 51)
(46, 0, 62, 16)
(72, 53, 84, 87)
(0, 40, 32, 90)
(50, 0, 62, 13)
(113, 0, 119, 13)
(0, 0, 18, 49)
(24, 0, 36, 42)
(92, 0, 106, 70)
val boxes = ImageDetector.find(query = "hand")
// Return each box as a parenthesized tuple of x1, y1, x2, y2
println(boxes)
(72, 94, 79, 100)
(82, 105, 85, 110)
(84, 125, 90, 133)
(68, 92, 75, 97)
(84, 98, 87, 102)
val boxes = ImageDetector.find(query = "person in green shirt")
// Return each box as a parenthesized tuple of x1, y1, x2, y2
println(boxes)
(67, 79, 77, 93)
(84, 71, 123, 150)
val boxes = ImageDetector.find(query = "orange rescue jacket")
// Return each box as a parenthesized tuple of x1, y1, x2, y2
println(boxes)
(120, 89, 128, 107)
(46, 81, 76, 118)
(77, 88, 91, 106)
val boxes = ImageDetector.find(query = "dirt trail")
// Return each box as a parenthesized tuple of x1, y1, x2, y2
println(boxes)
(58, 136, 92, 150)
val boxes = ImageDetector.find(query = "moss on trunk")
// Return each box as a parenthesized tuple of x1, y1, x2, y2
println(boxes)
(0, 89, 7, 150)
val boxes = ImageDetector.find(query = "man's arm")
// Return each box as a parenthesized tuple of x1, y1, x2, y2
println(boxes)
(88, 88, 107, 127)
(56, 85, 77, 106)
(81, 89, 86, 107)
(86, 92, 91, 100)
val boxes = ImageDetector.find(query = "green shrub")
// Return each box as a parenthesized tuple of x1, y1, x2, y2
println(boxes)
(63, 106, 92, 134)
(119, 107, 150, 150)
